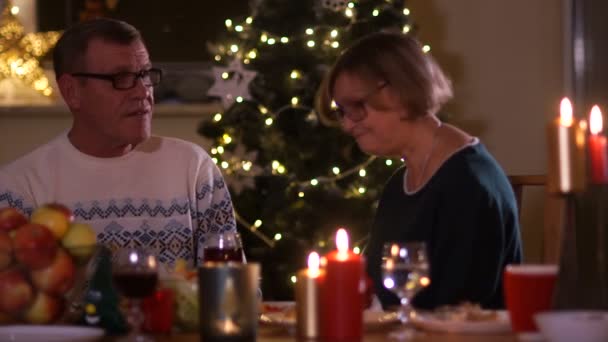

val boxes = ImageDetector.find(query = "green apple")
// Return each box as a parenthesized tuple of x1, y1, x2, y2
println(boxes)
(61, 222, 97, 262)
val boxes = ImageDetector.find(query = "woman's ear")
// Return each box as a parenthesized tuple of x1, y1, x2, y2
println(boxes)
(56, 74, 81, 110)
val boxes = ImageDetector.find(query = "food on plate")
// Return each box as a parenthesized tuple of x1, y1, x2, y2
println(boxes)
(31, 204, 74, 239)
(22, 292, 64, 324)
(0, 232, 13, 270)
(0, 203, 98, 324)
(0, 268, 34, 313)
(166, 258, 199, 330)
(13, 223, 58, 270)
(0, 207, 28, 233)
(61, 222, 97, 261)
(434, 302, 499, 322)
(31, 248, 76, 295)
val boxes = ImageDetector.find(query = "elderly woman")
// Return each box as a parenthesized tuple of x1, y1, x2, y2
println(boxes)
(316, 32, 522, 310)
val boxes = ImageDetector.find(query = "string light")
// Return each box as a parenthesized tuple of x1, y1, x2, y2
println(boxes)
(422, 45, 431, 53)
(208, 1, 418, 249)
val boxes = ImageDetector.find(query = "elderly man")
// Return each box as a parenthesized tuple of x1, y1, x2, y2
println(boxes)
(0, 18, 237, 267)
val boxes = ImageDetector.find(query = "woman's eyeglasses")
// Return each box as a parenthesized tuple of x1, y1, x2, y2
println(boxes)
(333, 82, 387, 122)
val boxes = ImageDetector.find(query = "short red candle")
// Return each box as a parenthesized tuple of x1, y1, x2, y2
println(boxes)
(588, 105, 608, 184)
(319, 229, 364, 341)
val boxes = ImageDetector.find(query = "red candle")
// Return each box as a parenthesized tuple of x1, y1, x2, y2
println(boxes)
(319, 229, 364, 341)
(588, 105, 608, 184)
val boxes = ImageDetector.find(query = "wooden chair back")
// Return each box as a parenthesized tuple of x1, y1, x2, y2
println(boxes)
(507, 174, 563, 264)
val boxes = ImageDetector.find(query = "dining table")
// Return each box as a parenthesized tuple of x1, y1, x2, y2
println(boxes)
(102, 325, 518, 341)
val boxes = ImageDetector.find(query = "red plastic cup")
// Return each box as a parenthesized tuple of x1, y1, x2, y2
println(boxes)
(504, 264, 558, 334)
(143, 287, 175, 334)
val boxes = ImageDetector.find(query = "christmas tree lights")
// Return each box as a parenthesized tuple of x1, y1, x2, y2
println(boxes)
(200, 0, 425, 299)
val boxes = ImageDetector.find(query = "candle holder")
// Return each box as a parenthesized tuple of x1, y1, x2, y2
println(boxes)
(550, 102, 608, 310)
(553, 187, 608, 309)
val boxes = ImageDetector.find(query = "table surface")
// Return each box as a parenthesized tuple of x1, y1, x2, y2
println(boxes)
(103, 326, 518, 341)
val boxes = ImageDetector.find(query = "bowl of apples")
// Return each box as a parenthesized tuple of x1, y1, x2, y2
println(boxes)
(0, 204, 98, 325)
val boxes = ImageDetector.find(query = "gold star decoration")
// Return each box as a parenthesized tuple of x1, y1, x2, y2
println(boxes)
(0, 2, 61, 97)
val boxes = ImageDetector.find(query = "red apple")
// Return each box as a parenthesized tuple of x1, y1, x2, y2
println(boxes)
(0, 310, 16, 324)
(46, 203, 74, 222)
(31, 204, 73, 240)
(22, 292, 64, 324)
(13, 223, 58, 270)
(0, 232, 12, 270)
(31, 248, 76, 296)
(0, 268, 34, 314)
(0, 207, 27, 233)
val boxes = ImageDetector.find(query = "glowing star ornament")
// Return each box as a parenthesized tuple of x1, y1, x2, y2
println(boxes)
(220, 143, 263, 194)
(207, 58, 257, 109)
(0, 2, 61, 97)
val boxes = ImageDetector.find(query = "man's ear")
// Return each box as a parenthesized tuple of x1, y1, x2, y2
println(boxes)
(57, 74, 81, 111)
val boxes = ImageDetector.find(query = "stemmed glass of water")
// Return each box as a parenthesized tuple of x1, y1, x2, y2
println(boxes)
(382, 242, 430, 324)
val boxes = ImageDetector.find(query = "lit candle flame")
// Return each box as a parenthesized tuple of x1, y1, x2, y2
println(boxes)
(560, 98, 574, 127)
(336, 228, 349, 261)
(590, 105, 603, 135)
(307, 252, 320, 278)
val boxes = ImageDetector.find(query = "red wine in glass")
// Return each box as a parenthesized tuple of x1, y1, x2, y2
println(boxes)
(113, 272, 159, 298)
(203, 247, 244, 262)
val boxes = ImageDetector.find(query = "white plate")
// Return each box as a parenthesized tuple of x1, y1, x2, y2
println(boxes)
(410, 310, 511, 334)
(260, 301, 399, 332)
(0, 325, 105, 342)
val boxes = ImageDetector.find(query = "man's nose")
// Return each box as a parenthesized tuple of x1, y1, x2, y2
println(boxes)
(132, 77, 151, 98)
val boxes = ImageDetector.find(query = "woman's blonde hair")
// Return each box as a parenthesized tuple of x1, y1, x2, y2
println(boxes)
(316, 32, 453, 125)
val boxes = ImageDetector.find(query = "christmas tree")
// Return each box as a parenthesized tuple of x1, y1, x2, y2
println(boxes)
(200, 0, 419, 299)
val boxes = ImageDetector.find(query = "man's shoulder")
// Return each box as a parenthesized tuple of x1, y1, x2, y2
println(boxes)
(0, 134, 64, 174)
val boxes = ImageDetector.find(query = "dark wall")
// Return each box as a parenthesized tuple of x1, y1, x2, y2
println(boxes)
(38, 0, 250, 61)
(571, 0, 608, 110)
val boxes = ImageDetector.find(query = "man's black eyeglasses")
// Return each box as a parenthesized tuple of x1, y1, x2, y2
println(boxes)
(71, 68, 162, 90)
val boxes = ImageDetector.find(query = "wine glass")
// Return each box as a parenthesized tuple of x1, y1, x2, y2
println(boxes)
(202, 231, 244, 262)
(382, 242, 430, 324)
(112, 247, 159, 342)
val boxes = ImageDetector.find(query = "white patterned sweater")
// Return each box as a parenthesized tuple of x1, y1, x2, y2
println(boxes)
(0, 132, 237, 267)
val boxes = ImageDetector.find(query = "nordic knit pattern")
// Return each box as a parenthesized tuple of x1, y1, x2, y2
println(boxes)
(0, 132, 236, 267)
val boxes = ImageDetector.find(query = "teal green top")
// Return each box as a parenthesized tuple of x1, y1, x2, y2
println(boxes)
(365, 142, 522, 310)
